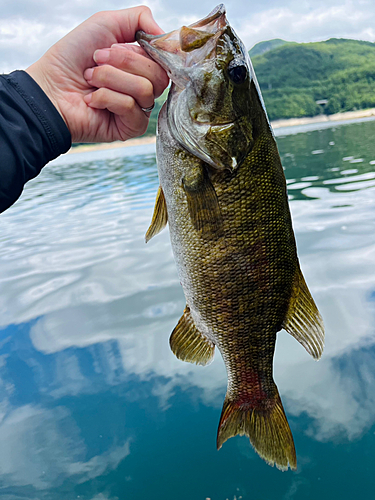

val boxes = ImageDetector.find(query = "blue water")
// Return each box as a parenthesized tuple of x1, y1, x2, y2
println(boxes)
(1, 119, 375, 499)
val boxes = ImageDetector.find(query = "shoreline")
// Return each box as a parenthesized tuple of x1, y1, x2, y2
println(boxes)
(270, 107, 375, 129)
(69, 107, 375, 154)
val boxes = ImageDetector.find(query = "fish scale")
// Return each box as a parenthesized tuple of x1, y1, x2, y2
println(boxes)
(137, 4, 324, 470)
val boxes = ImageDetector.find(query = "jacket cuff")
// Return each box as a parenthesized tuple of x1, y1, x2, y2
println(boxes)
(4, 70, 72, 159)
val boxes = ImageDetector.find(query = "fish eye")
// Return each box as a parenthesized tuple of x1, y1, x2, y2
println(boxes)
(228, 63, 247, 85)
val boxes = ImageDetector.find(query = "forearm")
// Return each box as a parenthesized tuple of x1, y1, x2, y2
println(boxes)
(0, 71, 71, 213)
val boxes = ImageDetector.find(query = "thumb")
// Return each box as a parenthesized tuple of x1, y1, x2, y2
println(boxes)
(104, 6, 165, 43)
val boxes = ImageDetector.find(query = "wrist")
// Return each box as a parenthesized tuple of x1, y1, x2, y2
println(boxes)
(25, 62, 68, 129)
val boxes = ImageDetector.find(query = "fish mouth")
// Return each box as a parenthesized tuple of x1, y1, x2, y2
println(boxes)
(136, 4, 228, 83)
(137, 5, 254, 172)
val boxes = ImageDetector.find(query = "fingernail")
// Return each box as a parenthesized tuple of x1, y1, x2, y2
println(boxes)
(94, 49, 110, 64)
(84, 68, 94, 81)
(84, 93, 92, 105)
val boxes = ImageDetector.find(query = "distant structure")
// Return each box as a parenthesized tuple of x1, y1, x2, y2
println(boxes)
(316, 99, 329, 113)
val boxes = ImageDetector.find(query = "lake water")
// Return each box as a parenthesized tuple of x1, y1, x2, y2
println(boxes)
(1, 118, 375, 499)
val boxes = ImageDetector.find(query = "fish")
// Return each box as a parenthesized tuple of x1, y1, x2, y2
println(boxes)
(136, 4, 324, 471)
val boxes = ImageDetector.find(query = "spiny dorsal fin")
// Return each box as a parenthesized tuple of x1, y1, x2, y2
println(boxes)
(145, 186, 168, 243)
(182, 165, 223, 238)
(217, 386, 297, 471)
(283, 266, 324, 360)
(170, 306, 215, 366)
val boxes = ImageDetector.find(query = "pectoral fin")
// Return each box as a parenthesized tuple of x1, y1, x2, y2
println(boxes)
(145, 186, 168, 243)
(170, 306, 215, 366)
(283, 266, 324, 360)
(182, 164, 223, 238)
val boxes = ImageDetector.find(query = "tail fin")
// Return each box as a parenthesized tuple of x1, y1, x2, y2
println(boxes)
(217, 388, 296, 471)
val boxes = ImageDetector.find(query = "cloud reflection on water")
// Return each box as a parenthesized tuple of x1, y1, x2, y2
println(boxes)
(0, 403, 130, 490)
(1, 123, 375, 471)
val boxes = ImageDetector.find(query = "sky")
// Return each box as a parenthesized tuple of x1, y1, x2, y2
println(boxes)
(1, 0, 375, 73)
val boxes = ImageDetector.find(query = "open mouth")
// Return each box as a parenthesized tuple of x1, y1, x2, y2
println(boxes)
(136, 4, 228, 75)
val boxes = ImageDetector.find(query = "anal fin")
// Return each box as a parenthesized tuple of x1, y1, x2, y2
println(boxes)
(145, 186, 168, 243)
(170, 306, 215, 366)
(283, 266, 324, 360)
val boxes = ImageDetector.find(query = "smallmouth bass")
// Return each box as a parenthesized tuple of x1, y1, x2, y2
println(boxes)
(137, 4, 324, 470)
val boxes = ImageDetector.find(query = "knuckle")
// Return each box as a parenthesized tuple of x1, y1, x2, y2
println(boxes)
(138, 78, 154, 100)
(139, 5, 152, 15)
(120, 95, 137, 115)
(92, 87, 107, 104)
(101, 10, 112, 21)
(89, 11, 100, 22)
(155, 76, 169, 98)
(91, 10, 109, 23)
(126, 95, 137, 109)
(93, 65, 111, 85)
(117, 49, 132, 67)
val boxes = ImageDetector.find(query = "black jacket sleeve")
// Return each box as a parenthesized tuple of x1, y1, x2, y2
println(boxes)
(0, 70, 72, 213)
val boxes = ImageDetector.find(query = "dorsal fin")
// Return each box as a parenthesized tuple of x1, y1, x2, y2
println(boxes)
(283, 266, 324, 360)
(145, 186, 168, 243)
(170, 306, 215, 365)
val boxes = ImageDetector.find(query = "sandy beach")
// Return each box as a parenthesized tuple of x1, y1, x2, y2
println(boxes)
(69, 107, 375, 154)
(69, 135, 157, 154)
(270, 107, 375, 128)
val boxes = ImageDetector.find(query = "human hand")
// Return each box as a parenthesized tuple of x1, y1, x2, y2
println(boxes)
(26, 6, 169, 143)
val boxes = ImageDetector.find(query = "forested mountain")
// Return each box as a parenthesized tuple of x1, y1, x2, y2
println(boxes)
(146, 38, 375, 134)
(249, 39, 292, 57)
(251, 38, 375, 120)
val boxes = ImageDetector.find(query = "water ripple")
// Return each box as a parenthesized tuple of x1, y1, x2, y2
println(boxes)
(1, 123, 375, 498)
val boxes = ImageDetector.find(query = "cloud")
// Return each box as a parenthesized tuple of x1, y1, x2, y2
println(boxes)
(0, 18, 67, 72)
(0, 0, 127, 72)
(1, 0, 375, 72)
(237, 0, 375, 49)
(68, 440, 131, 484)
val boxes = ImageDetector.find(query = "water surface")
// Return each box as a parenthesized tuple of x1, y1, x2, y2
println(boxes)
(1, 120, 375, 499)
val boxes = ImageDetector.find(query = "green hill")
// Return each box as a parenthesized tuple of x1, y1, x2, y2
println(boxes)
(249, 39, 292, 57)
(251, 38, 375, 120)
(144, 37, 375, 134)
